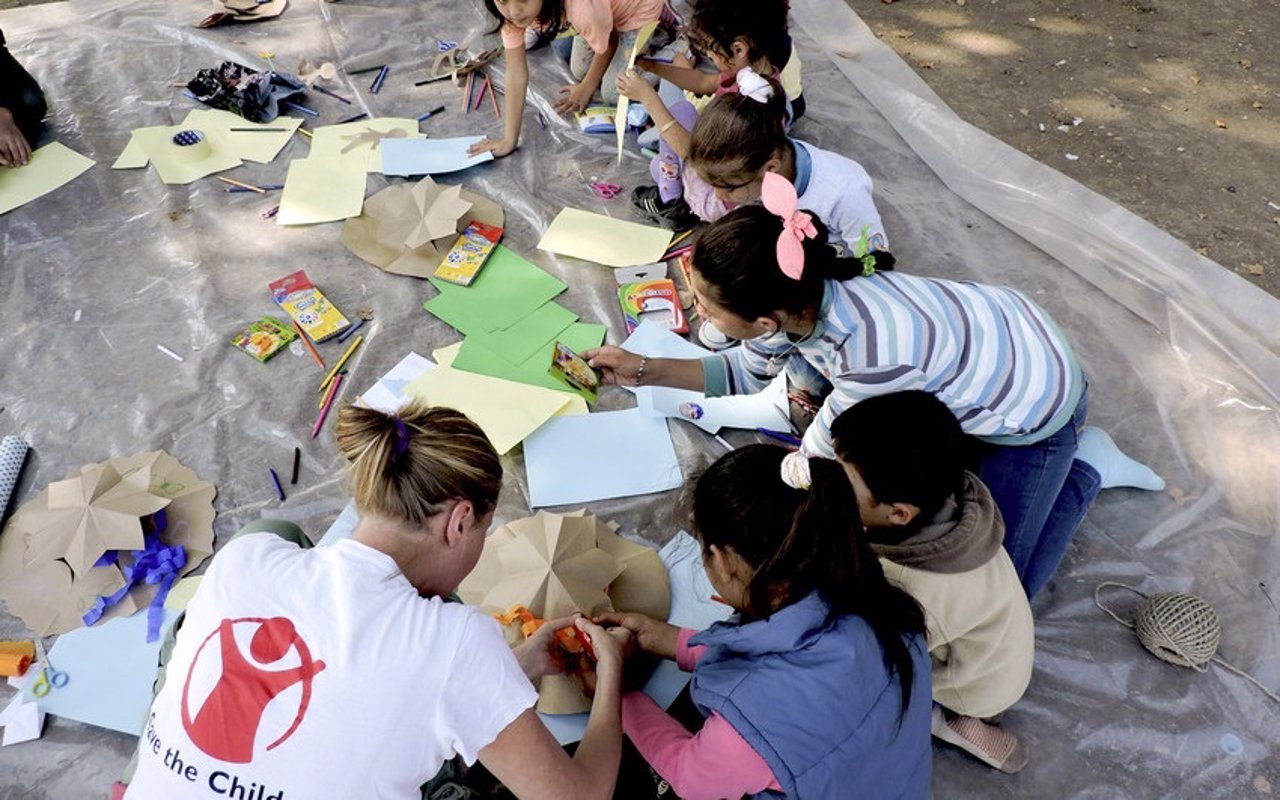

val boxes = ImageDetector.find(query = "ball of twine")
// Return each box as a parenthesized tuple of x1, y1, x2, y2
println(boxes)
(1132, 591, 1221, 669)
(1095, 582, 1280, 704)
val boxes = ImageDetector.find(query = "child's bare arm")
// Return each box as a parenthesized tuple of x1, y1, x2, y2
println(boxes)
(469, 46, 529, 158)
(635, 58, 719, 96)
(616, 69, 692, 159)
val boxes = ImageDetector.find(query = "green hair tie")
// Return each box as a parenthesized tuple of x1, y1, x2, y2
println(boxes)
(860, 254, 877, 277)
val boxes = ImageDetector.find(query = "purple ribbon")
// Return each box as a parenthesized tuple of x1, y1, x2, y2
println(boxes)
(82, 509, 187, 642)
(393, 418, 410, 457)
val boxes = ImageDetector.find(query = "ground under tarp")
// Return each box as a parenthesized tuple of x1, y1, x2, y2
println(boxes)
(0, 0, 1277, 796)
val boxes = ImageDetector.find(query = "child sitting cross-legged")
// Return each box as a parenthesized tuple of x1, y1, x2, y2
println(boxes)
(831, 390, 1035, 774)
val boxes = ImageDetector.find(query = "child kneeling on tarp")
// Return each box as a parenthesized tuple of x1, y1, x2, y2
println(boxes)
(832, 390, 1035, 774)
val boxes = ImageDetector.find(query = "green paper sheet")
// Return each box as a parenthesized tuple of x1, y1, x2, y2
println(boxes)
(0, 142, 95, 215)
(425, 245, 567, 332)
(430, 300, 579, 365)
(453, 322, 607, 392)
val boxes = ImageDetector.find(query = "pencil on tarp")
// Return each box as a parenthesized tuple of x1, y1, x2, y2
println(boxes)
(337, 317, 365, 342)
(474, 75, 490, 113)
(416, 106, 446, 122)
(463, 71, 476, 113)
(226, 184, 283, 193)
(319, 335, 363, 393)
(282, 101, 318, 117)
(755, 427, 802, 447)
(290, 447, 301, 484)
(312, 373, 345, 438)
(338, 112, 368, 125)
(370, 65, 390, 94)
(319, 370, 347, 408)
(269, 468, 286, 501)
(661, 229, 693, 257)
(488, 79, 501, 118)
(292, 320, 325, 368)
(230, 127, 290, 132)
(297, 128, 314, 138)
(217, 176, 265, 194)
(313, 85, 352, 105)
(346, 64, 386, 76)
(156, 345, 184, 362)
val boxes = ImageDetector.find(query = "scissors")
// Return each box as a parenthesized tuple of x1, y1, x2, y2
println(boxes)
(31, 639, 68, 698)
(589, 181, 622, 200)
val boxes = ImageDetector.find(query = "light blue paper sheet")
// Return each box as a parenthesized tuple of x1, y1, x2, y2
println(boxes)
(380, 136, 494, 177)
(27, 608, 179, 735)
(523, 409, 683, 508)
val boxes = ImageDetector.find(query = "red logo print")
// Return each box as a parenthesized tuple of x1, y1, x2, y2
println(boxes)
(180, 617, 326, 763)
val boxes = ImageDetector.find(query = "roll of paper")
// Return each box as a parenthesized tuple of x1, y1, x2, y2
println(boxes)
(0, 434, 30, 524)
(170, 129, 212, 162)
(0, 652, 31, 677)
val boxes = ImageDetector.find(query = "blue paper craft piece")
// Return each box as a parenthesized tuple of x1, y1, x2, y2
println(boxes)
(27, 607, 180, 735)
(523, 409, 683, 508)
(380, 136, 494, 177)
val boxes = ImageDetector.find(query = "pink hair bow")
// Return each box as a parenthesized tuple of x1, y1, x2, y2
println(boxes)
(761, 171, 816, 280)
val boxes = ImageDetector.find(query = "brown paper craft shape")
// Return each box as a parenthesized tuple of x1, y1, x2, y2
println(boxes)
(457, 510, 671, 714)
(341, 176, 504, 279)
(0, 451, 216, 636)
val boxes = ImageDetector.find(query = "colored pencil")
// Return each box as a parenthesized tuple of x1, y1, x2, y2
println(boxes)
(713, 434, 734, 451)
(269, 468, 286, 501)
(156, 345, 184, 362)
(537, 112, 547, 129)
(416, 106, 446, 122)
(462, 72, 473, 112)
(755, 427, 802, 447)
(338, 112, 368, 125)
(297, 128, 314, 138)
(217, 176, 265, 194)
(661, 229, 693, 256)
(319, 335, 363, 393)
(488, 78, 501, 118)
(474, 75, 490, 112)
(319, 370, 347, 408)
(336, 317, 365, 342)
(230, 127, 289, 132)
(292, 320, 325, 368)
(370, 65, 389, 94)
(282, 101, 318, 117)
(312, 373, 344, 438)
(662, 243, 693, 261)
(346, 64, 385, 76)
(290, 447, 301, 484)
(226, 184, 283, 193)
(313, 85, 352, 104)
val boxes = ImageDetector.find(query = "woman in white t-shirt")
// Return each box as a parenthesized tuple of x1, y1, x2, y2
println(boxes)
(122, 402, 625, 800)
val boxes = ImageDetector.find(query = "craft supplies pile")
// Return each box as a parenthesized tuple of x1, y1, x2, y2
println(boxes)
(0, 0, 1277, 798)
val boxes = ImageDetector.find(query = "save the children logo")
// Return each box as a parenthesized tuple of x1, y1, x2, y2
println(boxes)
(180, 617, 327, 764)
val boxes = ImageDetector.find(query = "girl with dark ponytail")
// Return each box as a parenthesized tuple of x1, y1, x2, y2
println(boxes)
(599, 444, 932, 798)
(586, 172, 1161, 599)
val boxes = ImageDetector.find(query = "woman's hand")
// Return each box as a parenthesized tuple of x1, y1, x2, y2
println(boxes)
(594, 611, 680, 660)
(468, 136, 518, 158)
(582, 345, 644, 386)
(511, 614, 575, 681)
(554, 81, 594, 116)
(615, 68, 658, 105)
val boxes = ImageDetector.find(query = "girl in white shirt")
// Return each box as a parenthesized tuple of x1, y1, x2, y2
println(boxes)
(123, 402, 625, 800)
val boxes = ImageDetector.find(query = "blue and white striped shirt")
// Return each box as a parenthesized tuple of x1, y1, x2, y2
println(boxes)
(702, 274, 1085, 458)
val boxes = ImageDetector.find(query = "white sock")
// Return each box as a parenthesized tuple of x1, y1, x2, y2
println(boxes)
(1075, 427, 1165, 491)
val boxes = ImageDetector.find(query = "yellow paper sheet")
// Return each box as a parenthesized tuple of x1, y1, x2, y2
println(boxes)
(181, 109, 301, 164)
(403, 365, 583, 454)
(0, 142, 95, 215)
(538, 207, 673, 267)
(617, 21, 659, 163)
(277, 157, 368, 226)
(112, 133, 149, 170)
(130, 125, 242, 185)
(308, 118, 423, 172)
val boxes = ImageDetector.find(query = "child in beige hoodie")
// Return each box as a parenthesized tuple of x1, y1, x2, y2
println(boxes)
(831, 390, 1035, 774)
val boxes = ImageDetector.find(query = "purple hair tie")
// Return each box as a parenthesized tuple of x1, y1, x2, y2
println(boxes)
(392, 418, 411, 456)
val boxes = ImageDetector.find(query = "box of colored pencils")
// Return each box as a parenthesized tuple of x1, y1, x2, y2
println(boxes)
(432, 222, 504, 286)
(268, 270, 350, 343)
(231, 316, 297, 362)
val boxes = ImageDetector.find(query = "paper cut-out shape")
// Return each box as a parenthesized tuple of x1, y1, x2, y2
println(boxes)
(426, 245, 567, 332)
(380, 136, 494, 177)
(112, 135, 149, 170)
(523, 409, 683, 507)
(458, 510, 670, 714)
(622, 321, 791, 434)
(277, 157, 367, 226)
(357, 352, 436, 414)
(431, 300, 579, 366)
(308, 119, 422, 172)
(0, 451, 216, 636)
(342, 176, 503, 279)
(0, 142, 95, 216)
(616, 22, 659, 163)
(24, 607, 179, 735)
(538, 207, 673, 267)
(128, 126, 242, 185)
(0, 681, 45, 746)
(403, 365, 586, 455)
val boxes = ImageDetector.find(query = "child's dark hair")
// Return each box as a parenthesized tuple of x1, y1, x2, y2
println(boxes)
(693, 444, 925, 715)
(483, 0, 565, 35)
(689, 0, 791, 71)
(691, 205, 896, 321)
(832, 391, 968, 525)
(687, 78, 788, 186)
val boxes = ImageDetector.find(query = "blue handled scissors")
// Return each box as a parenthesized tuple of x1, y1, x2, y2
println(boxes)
(31, 639, 68, 698)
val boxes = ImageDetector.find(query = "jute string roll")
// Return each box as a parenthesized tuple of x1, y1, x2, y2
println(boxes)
(1095, 582, 1280, 704)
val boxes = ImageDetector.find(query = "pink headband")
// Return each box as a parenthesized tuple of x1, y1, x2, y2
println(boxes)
(760, 172, 817, 280)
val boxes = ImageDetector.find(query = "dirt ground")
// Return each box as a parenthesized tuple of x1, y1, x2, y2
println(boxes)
(3, 0, 1277, 296)
(850, 0, 1280, 297)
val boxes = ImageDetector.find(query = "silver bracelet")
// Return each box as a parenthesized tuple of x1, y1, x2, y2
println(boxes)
(635, 356, 649, 387)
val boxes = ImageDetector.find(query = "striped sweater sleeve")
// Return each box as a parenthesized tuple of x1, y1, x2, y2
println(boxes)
(699, 333, 795, 398)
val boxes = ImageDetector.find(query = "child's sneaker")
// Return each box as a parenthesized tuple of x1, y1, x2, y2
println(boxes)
(930, 706, 1028, 774)
(697, 320, 735, 351)
(632, 185, 697, 231)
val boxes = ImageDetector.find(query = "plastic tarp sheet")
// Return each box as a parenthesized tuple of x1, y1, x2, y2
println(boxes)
(0, 0, 1277, 796)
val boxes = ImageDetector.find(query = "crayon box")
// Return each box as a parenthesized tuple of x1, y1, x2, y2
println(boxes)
(618, 279, 687, 335)
(268, 270, 350, 343)
(433, 221, 504, 286)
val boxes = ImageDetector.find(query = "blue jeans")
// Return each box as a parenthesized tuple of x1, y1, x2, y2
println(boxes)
(978, 389, 1102, 599)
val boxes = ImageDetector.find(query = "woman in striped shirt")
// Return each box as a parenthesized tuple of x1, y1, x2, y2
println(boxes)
(586, 173, 1160, 597)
